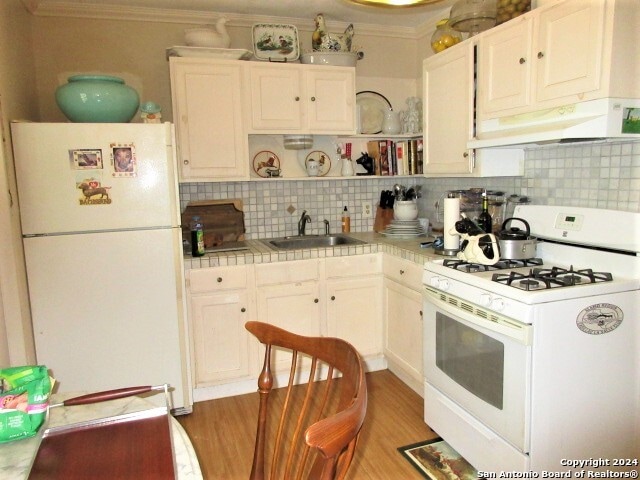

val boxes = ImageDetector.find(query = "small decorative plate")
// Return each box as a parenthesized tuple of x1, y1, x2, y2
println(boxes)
(356, 91, 392, 134)
(305, 151, 331, 176)
(252, 24, 300, 62)
(253, 151, 281, 178)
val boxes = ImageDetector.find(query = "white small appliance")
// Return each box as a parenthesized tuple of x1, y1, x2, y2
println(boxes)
(422, 205, 639, 472)
(11, 122, 192, 414)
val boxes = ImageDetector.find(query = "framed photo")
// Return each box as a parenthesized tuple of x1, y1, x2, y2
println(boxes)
(252, 24, 299, 62)
(110, 143, 137, 177)
(71, 149, 103, 169)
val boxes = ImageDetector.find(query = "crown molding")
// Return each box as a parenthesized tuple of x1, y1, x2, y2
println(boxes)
(26, 1, 424, 39)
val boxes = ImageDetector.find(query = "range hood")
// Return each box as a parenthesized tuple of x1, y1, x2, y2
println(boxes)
(469, 98, 640, 148)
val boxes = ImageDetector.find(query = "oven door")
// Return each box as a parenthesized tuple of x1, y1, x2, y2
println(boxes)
(423, 285, 533, 452)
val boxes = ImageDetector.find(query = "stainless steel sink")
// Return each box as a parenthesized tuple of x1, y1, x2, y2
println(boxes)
(262, 234, 366, 250)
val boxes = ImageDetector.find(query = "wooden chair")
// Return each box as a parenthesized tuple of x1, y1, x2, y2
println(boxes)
(245, 321, 368, 480)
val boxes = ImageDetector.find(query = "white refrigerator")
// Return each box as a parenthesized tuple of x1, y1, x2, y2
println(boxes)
(11, 122, 192, 414)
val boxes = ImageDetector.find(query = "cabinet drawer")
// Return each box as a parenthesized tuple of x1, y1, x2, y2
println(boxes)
(188, 266, 247, 293)
(255, 260, 319, 285)
(383, 255, 422, 289)
(325, 253, 381, 279)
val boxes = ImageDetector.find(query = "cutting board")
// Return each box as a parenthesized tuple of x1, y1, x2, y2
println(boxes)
(181, 199, 245, 247)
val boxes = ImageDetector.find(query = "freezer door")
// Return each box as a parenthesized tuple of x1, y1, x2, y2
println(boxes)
(23, 228, 191, 411)
(11, 122, 180, 235)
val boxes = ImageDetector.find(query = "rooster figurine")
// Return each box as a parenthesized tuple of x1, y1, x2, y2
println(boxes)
(312, 13, 354, 52)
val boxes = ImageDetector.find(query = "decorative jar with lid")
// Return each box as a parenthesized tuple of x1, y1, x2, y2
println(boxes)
(430, 19, 462, 54)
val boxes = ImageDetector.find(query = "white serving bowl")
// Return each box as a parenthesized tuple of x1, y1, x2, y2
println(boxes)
(393, 200, 419, 221)
(299, 51, 361, 67)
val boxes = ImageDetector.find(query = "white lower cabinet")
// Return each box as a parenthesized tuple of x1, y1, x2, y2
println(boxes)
(186, 252, 425, 401)
(186, 265, 256, 389)
(383, 255, 424, 396)
(255, 260, 323, 375)
(325, 254, 383, 360)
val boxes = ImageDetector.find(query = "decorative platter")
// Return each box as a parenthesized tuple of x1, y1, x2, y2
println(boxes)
(253, 150, 281, 178)
(304, 151, 331, 176)
(165, 46, 252, 60)
(356, 91, 392, 134)
(252, 24, 299, 62)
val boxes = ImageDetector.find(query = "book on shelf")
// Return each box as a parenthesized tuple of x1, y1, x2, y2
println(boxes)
(364, 138, 420, 176)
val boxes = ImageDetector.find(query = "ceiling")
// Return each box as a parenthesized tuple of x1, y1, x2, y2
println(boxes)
(24, 0, 458, 33)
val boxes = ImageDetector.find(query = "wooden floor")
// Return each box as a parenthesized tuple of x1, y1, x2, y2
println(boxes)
(178, 369, 437, 479)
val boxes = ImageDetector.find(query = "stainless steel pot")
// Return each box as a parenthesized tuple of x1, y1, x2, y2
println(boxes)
(497, 217, 538, 260)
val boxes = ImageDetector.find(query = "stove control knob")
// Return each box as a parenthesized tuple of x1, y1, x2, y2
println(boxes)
(479, 294, 492, 307)
(491, 298, 505, 311)
(429, 277, 449, 290)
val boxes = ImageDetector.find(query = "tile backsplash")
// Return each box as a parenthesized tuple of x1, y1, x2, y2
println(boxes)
(179, 140, 640, 239)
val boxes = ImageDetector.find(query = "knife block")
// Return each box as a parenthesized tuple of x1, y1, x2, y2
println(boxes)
(374, 206, 394, 233)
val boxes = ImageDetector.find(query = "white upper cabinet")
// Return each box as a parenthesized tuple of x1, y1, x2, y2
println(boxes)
(247, 63, 356, 134)
(423, 43, 475, 175)
(478, 0, 638, 120)
(170, 57, 248, 182)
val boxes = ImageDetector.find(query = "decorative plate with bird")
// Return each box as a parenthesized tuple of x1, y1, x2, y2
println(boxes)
(252, 24, 299, 62)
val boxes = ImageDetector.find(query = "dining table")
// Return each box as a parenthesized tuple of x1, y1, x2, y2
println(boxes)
(0, 389, 203, 479)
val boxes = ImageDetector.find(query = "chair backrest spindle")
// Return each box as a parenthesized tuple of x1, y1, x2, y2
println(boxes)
(246, 321, 368, 480)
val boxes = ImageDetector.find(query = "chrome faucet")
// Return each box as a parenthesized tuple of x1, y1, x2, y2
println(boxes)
(298, 210, 311, 236)
(323, 219, 330, 235)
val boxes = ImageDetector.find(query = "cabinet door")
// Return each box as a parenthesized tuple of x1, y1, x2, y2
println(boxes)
(423, 43, 474, 175)
(478, 17, 533, 117)
(534, 0, 605, 104)
(248, 64, 303, 131)
(383, 279, 423, 387)
(170, 59, 248, 181)
(189, 290, 252, 386)
(305, 68, 356, 133)
(256, 281, 322, 374)
(326, 276, 382, 358)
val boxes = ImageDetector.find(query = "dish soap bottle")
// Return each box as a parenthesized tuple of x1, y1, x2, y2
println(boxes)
(478, 190, 492, 234)
(190, 216, 205, 257)
(341, 206, 351, 233)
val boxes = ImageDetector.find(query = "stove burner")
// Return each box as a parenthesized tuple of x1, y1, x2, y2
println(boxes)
(492, 265, 614, 290)
(519, 278, 541, 289)
(443, 258, 543, 272)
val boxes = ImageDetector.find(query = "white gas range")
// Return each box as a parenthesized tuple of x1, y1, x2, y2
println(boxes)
(422, 205, 640, 473)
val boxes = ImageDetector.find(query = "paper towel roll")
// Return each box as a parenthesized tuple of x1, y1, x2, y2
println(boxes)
(443, 196, 460, 250)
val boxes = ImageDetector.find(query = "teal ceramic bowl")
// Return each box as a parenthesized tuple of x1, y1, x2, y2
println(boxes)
(55, 75, 140, 123)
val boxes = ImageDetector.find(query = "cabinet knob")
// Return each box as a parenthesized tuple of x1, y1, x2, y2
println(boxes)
(420, 310, 423, 317)
(217, 277, 222, 283)
(295, 96, 300, 101)
(519, 57, 526, 64)
(463, 152, 469, 158)
(314, 298, 319, 303)
(331, 295, 336, 301)
(537, 51, 544, 59)
(241, 307, 246, 313)
(310, 96, 316, 102)
(183, 159, 189, 165)
(399, 270, 405, 275)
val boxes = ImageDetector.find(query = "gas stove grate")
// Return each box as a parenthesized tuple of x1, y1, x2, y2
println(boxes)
(443, 258, 543, 273)
(492, 266, 614, 291)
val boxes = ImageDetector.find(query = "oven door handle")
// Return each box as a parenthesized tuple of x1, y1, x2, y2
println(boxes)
(424, 287, 533, 345)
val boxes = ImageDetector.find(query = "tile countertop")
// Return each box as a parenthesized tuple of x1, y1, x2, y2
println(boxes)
(183, 232, 439, 270)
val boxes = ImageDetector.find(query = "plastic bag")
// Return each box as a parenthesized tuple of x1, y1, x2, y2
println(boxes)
(0, 365, 52, 443)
